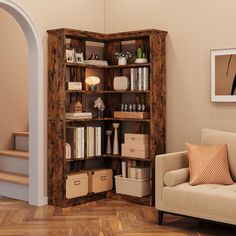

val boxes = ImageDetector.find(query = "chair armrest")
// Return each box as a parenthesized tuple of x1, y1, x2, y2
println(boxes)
(155, 151, 189, 209)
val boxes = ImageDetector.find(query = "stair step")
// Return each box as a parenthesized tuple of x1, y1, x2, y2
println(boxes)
(0, 150, 29, 159)
(0, 171, 29, 186)
(13, 131, 29, 137)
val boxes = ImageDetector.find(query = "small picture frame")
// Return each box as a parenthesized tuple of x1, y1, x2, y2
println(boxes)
(211, 48, 236, 102)
(66, 49, 74, 63)
(75, 52, 84, 64)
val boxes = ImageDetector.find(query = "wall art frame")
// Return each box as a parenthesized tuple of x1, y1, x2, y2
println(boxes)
(211, 48, 236, 102)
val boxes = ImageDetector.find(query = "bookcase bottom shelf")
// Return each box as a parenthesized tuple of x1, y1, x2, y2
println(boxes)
(107, 190, 151, 206)
(64, 191, 107, 207)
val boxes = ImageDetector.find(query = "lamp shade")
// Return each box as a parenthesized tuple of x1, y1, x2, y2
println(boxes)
(85, 76, 100, 86)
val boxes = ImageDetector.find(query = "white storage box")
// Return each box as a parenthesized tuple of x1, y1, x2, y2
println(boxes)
(66, 172, 88, 199)
(115, 175, 150, 197)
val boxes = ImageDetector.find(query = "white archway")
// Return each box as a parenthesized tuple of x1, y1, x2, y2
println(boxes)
(0, 0, 44, 206)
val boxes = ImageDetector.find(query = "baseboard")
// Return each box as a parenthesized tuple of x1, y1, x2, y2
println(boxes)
(43, 196, 48, 205)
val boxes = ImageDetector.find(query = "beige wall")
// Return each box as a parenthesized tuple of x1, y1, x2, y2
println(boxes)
(0, 8, 28, 150)
(1, 0, 105, 197)
(105, 0, 236, 152)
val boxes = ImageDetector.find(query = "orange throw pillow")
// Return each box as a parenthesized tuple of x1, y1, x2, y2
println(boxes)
(185, 143, 233, 185)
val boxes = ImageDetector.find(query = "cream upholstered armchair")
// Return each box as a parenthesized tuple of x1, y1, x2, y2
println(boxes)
(155, 129, 236, 225)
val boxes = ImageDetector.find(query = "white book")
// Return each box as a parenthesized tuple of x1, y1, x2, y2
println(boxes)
(143, 67, 149, 90)
(77, 128, 81, 158)
(86, 127, 89, 157)
(122, 161, 126, 178)
(86, 127, 94, 157)
(81, 127, 85, 158)
(130, 68, 134, 91)
(138, 67, 143, 91)
(95, 127, 101, 156)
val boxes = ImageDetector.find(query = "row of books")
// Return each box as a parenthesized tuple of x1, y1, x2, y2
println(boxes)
(66, 126, 101, 159)
(130, 67, 149, 91)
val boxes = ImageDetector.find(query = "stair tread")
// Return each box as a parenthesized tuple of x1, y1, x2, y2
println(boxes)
(0, 150, 29, 159)
(13, 131, 29, 137)
(0, 171, 28, 186)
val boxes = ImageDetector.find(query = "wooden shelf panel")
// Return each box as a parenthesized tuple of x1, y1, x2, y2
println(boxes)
(65, 62, 151, 69)
(66, 118, 150, 123)
(66, 154, 151, 162)
(66, 90, 150, 94)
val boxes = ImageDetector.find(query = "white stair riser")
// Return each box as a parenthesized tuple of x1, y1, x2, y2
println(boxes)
(0, 181, 28, 201)
(15, 136, 29, 152)
(0, 157, 28, 175)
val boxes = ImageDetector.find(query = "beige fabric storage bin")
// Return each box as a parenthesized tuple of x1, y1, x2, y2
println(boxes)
(122, 143, 149, 159)
(88, 169, 113, 193)
(115, 175, 150, 197)
(124, 133, 149, 146)
(66, 172, 88, 199)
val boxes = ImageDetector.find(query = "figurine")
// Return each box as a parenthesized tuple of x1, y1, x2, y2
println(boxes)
(94, 97, 105, 118)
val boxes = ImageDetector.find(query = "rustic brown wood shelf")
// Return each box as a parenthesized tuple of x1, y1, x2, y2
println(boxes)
(65, 118, 151, 122)
(66, 90, 150, 94)
(65, 62, 151, 69)
(48, 28, 167, 207)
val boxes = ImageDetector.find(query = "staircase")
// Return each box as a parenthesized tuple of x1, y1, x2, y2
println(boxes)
(0, 132, 29, 201)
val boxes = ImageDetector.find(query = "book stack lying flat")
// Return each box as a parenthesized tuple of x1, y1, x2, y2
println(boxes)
(84, 60, 108, 67)
(66, 112, 92, 120)
(66, 126, 101, 159)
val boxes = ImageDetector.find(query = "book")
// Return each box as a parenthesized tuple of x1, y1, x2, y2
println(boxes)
(122, 161, 127, 178)
(86, 127, 94, 157)
(143, 67, 149, 90)
(138, 67, 143, 91)
(95, 127, 101, 156)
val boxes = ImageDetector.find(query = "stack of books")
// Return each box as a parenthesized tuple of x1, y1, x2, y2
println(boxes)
(66, 126, 102, 159)
(130, 67, 149, 91)
(66, 112, 92, 120)
(84, 60, 108, 67)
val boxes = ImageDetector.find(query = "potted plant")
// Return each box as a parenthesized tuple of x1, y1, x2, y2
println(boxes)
(115, 51, 132, 65)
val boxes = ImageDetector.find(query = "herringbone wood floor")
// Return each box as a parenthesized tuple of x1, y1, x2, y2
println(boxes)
(0, 197, 234, 236)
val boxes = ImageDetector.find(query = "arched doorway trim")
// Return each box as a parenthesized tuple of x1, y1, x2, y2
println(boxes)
(0, 0, 44, 206)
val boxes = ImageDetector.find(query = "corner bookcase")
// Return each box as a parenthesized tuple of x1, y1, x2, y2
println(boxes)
(48, 28, 167, 207)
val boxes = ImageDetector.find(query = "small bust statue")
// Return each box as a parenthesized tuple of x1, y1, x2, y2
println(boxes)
(94, 97, 105, 118)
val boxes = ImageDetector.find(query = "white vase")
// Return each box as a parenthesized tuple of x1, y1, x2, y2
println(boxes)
(105, 130, 112, 154)
(112, 123, 120, 155)
(118, 57, 127, 65)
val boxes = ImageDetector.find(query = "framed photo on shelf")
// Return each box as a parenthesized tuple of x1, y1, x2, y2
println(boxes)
(211, 48, 236, 102)
(66, 49, 74, 63)
(75, 52, 84, 64)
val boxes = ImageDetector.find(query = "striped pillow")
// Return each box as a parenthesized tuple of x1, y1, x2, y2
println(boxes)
(185, 143, 233, 185)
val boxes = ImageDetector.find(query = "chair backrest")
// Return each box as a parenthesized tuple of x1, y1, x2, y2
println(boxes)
(201, 128, 236, 182)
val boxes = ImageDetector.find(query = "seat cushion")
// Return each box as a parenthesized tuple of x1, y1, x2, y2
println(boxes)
(186, 143, 233, 185)
(201, 129, 236, 182)
(163, 183, 236, 222)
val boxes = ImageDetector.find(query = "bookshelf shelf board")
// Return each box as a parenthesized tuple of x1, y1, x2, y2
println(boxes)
(66, 90, 150, 94)
(66, 118, 150, 123)
(65, 62, 151, 69)
(66, 155, 105, 162)
(102, 154, 151, 162)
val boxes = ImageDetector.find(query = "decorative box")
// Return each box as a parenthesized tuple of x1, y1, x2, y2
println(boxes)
(67, 82, 82, 90)
(122, 143, 149, 159)
(124, 133, 149, 146)
(113, 111, 150, 119)
(66, 172, 88, 199)
(88, 169, 113, 193)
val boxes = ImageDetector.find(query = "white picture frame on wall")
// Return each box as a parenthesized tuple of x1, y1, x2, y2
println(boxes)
(211, 48, 236, 102)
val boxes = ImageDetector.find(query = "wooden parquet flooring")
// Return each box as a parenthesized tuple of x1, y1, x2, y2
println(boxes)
(0, 197, 235, 236)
